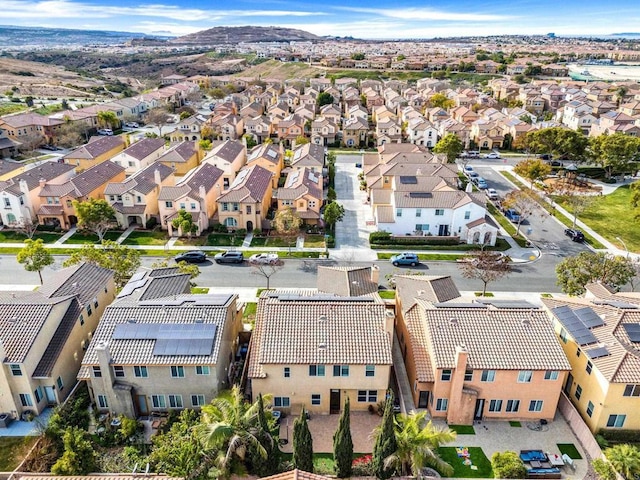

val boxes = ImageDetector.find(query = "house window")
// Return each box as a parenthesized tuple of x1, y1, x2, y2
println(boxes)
(171, 366, 185, 378)
(365, 365, 375, 377)
(576, 348, 581, 357)
(481, 370, 496, 382)
(528, 400, 544, 412)
(169, 395, 183, 408)
(575, 384, 583, 400)
(87, 304, 92, 316)
(416, 208, 422, 218)
(396, 208, 402, 217)
(333, 365, 349, 377)
(488, 399, 502, 412)
(274, 397, 290, 407)
(3, 198, 10, 208)
(179, 203, 185, 210)
(623, 384, 640, 397)
(94, 298, 99, 308)
(191, 394, 206, 407)
(586, 361, 593, 375)
(152, 395, 166, 409)
(190, 203, 196, 210)
(284, 367, 291, 378)
(435, 209, 444, 216)
(559, 328, 568, 343)
(225, 218, 237, 227)
(56, 376, 64, 390)
(10, 364, 22, 376)
(79, 314, 84, 326)
(134, 366, 148, 378)
(464, 211, 471, 220)
(435, 398, 448, 411)
(246, 205, 252, 214)
(97, 395, 108, 409)
(517, 370, 533, 383)
(93, 366, 102, 378)
(607, 414, 626, 428)
(311, 394, 321, 406)
(309, 365, 325, 376)
(232, 203, 239, 211)
(137, 196, 142, 203)
(586, 401, 595, 417)
(309, 201, 316, 208)
(34, 387, 43, 403)
(544, 370, 559, 380)
(196, 366, 210, 375)
(505, 399, 520, 412)
(114, 366, 125, 378)
(415, 224, 429, 232)
(464, 369, 473, 381)
(66, 199, 72, 208)
(357, 390, 377, 402)
(441, 369, 452, 381)
(165, 201, 173, 208)
(128, 161, 135, 167)
(19, 196, 24, 205)
(20, 394, 33, 407)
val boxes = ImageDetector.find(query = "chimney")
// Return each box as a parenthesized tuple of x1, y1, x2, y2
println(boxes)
(241, 135, 247, 148)
(371, 264, 380, 284)
(465, 182, 473, 193)
(39, 178, 46, 189)
(19, 179, 29, 196)
(384, 310, 395, 341)
(0, 340, 6, 363)
(154, 168, 162, 186)
(95, 341, 115, 387)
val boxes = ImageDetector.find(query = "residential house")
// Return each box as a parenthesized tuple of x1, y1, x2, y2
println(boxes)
(470, 120, 504, 150)
(0, 129, 20, 159)
(248, 287, 393, 414)
(311, 117, 338, 146)
(157, 141, 200, 177)
(208, 114, 244, 141)
(0, 113, 63, 145)
(0, 158, 24, 181)
(158, 162, 224, 235)
(244, 115, 273, 144)
(290, 143, 325, 172)
(342, 117, 369, 148)
(62, 135, 127, 173)
(216, 164, 273, 232)
(37, 161, 125, 230)
(276, 167, 323, 225)
(0, 161, 75, 227)
(277, 114, 306, 146)
(169, 116, 206, 143)
(0, 262, 115, 418)
(246, 143, 284, 190)
(105, 162, 175, 228)
(78, 268, 242, 417)
(395, 275, 571, 422)
(375, 117, 402, 146)
(406, 118, 438, 148)
(202, 140, 247, 190)
(590, 111, 637, 136)
(542, 290, 640, 432)
(110, 138, 166, 176)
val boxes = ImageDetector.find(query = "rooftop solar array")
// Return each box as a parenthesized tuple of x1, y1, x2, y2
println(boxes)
(551, 305, 598, 346)
(623, 323, 640, 342)
(594, 300, 639, 309)
(574, 307, 604, 328)
(276, 294, 375, 302)
(117, 279, 148, 298)
(409, 192, 432, 198)
(399, 176, 417, 184)
(433, 302, 488, 308)
(476, 299, 538, 309)
(586, 346, 610, 359)
(112, 322, 217, 356)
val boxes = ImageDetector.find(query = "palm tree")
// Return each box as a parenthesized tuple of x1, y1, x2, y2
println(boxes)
(383, 412, 456, 477)
(197, 386, 273, 475)
(605, 444, 640, 479)
(97, 110, 118, 129)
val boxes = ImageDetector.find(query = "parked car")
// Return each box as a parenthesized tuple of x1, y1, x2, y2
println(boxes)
(463, 150, 480, 158)
(468, 171, 479, 179)
(124, 122, 139, 128)
(483, 152, 501, 159)
(463, 165, 474, 174)
(564, 228, 585, 242)
(174, 250, 207, 263)
(390, 252, 420, 267)
(40, 144, 61, 151)
(214, 250, 244, 264)
(97, 128, 113, 136)
(475, 177, 488, 189)
(539, 154, 553, 161)
(504, 209, 521, 223)
(249, 252, 279, 265)
(486, 188, 499, 200)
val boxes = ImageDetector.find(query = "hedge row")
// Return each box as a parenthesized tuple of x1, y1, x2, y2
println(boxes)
(370, 231, 460, 246)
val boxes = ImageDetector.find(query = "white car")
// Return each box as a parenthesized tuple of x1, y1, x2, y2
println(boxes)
(486, 188, 499, 200)
(97, 128, 113, 136)
(124, 122, 139, 128)
(249, 252, 280, 265)
(483, 152, 501, 159)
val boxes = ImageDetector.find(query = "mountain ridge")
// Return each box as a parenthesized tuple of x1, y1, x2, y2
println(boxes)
(171, 25, 322, 45)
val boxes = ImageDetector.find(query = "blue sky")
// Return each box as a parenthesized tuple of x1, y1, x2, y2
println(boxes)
(3, 0, 640, 39)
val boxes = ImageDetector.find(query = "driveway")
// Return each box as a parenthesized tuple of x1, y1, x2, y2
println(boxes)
(332, 154, 378, 261)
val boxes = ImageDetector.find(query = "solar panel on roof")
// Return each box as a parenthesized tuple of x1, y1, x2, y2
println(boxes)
(574, 307, 604, 328)
(623, 323, 640, 342)
(277, 294, 374, 302)
(409, 192, 432, 198)
(399, 176, 417, 184)
(586, 346, 610, 359)
(476, 300, 538, 309)
(129, 272, 146, 282)
(433, 302, 488, 308)
(595, 300, 639, 309)
(551, 306, 598, 346)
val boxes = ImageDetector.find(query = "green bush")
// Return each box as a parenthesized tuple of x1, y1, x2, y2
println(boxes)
(369, 231, 391, 243)
(592, 458, 616, 480)
(491, 451, 527, 479)
(598, 429, 640, 444)
(145, 217, 158, 229)
(370, 231, 460, 246)
(210, 222, 228, 233)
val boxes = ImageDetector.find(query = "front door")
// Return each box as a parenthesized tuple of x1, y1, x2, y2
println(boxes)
(246, 220, 253, 232)
(418, 391, 429, 409)
(137, 395, 149, 416)
(564, 373, 574, 396)
(44, 386, 56, 405)
(474, 399, 485, 420)
(438, 224, 450, 236)
(330, 389, 341, 414)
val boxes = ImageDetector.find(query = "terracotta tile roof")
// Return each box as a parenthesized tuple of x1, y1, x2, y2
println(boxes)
(38, 263, 113, 306)
(394, 190, 483, 209)
(395, 275, 461, 313)
(40, 161, 124, 198)
(291, 143, 324, 167)
(317, 266, 378, 297)
(262, 470, 331, 480)
(0, 112, 63, 128)
(248, 143, 282, 166)
(157, 141, 197, 164)
(122, 138, 165, 160)
(64, 136, 126, 160)
(218, 164, 272, 203)
(37, 204, 64, 215)
(209, 140, 245, 163)
(159, 163, 223, 202)
(1, 161, 75, 195)
(376, 205, 395, 223)
(404, 305, 435, 382)
(248, 290, 393, 379)
(0, 159, 23, 178)
(277, 168, 322, 201)
(111, 203, 146, 214)
(105, 162, 173, 196)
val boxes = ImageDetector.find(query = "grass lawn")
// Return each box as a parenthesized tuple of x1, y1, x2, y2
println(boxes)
(449, 424, 476, 435)
(0, 436, 38, 471)
(243, 302, 257, 318)
(281, 453, 369, 476)
(554, 185, 638, 252)
(509, 421, 522, 427)
(205, 233, 245, 247)
(0, 230, 62, 243)
(64, 230, 122, 244)
(378, 290, 396, 299)
(122, 230, 168, 246)
(438, 446, 493, 478)
(175, 236, 208, 246)
(191, 287, 209, 294)
(304, 234, 326, 248)
(557, 443, 582, 459)
(250, 236, 296, 248)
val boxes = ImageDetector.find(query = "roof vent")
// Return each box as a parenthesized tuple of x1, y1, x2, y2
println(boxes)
(127, 318, 137, 323)
(72, 282, 78, 289)
(319, 315, 327, 322)
(521, 318, 531, 326)
(195, 318, 204, 323)
(449, 318, 458, 325)
(318, 342, 327, 349)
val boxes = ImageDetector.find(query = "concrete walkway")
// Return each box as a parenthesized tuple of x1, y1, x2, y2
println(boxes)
(54, 226, 76, 245)
(242, 232, 253, 248)
(393, 333, 417, 414)
(116, 225, 137, 245)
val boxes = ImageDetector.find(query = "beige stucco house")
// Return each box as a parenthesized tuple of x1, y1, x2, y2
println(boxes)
(62, 135, 127, 173)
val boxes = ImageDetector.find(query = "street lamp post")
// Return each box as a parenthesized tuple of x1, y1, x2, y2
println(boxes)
(616, 236, 629, 259)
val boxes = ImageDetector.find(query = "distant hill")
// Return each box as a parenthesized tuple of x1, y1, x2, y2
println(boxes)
(172, 26, 321, 45)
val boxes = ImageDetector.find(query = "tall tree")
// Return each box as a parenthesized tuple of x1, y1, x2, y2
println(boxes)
(171, 209, 198, 238)
(524, 127, 587, 160)
(553, 182, 596, 228)
(145, 107, 171, 137)
(428, 93, 455, 110)
(605, 444, 640, 480)
(293, 408, 314, 473)
(323, 201, 345, 231)
(556, 251, 636, 296)
(64, 241, 141, 289)
(589, 133, 640, 179)
(317, 92, 334, 107)
(458, 250, 512, 296)
(372, 392, 398, 480)
(513, 158, 551, 188)
(73, 198, 116, 242)
(17, 238, 53, 284)
(273, 207, 302, 254)
(502, 191, 540, 235)
(97, 110, 118, 129)
(249, 393, 279, 477)
(333, 397, 353, 478)
(51, 427, 97, 475)
(385, 412, 456, 477)
(250, 263, 283, 290)
(433, 133, 463, 163)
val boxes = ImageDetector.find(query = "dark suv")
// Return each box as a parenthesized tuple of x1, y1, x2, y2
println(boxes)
(214, 250, 244, 264)
(174, 251, 207, 263)
(564, 228, 585, 242)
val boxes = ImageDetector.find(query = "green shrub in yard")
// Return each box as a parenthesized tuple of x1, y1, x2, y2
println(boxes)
(598, 429, 640, 444)
(592, 458, 616, 480)
(491, 451, 527, 479)
(145, 217, 158, 229)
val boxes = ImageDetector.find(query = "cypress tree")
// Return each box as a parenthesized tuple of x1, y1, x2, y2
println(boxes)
(293, 407, 314, 472)
(250, 394, 280, 476)
(372, 391, 398, 479)
(333, 397, 354, 478)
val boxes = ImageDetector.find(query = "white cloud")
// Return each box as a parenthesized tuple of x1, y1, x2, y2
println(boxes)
(335, 6, 515, 22)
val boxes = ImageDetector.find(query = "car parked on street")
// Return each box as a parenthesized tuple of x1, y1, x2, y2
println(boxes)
(486, 188, 499, 200)
(504, 209, 521, 223)
(124, 122, 139, 128)
(97, 128, 113, 136)
(483, 152, 501, 159)
(249, 252, 279, 265)
(468, 171, 479, 179)
(390, 252, 420, 267)
(475, 177, 488, 189)
(214, 250, 244, 264)
(174, 250, 207, 263)
(564, 228, 585, 242)
(463, 165, 474, 174)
